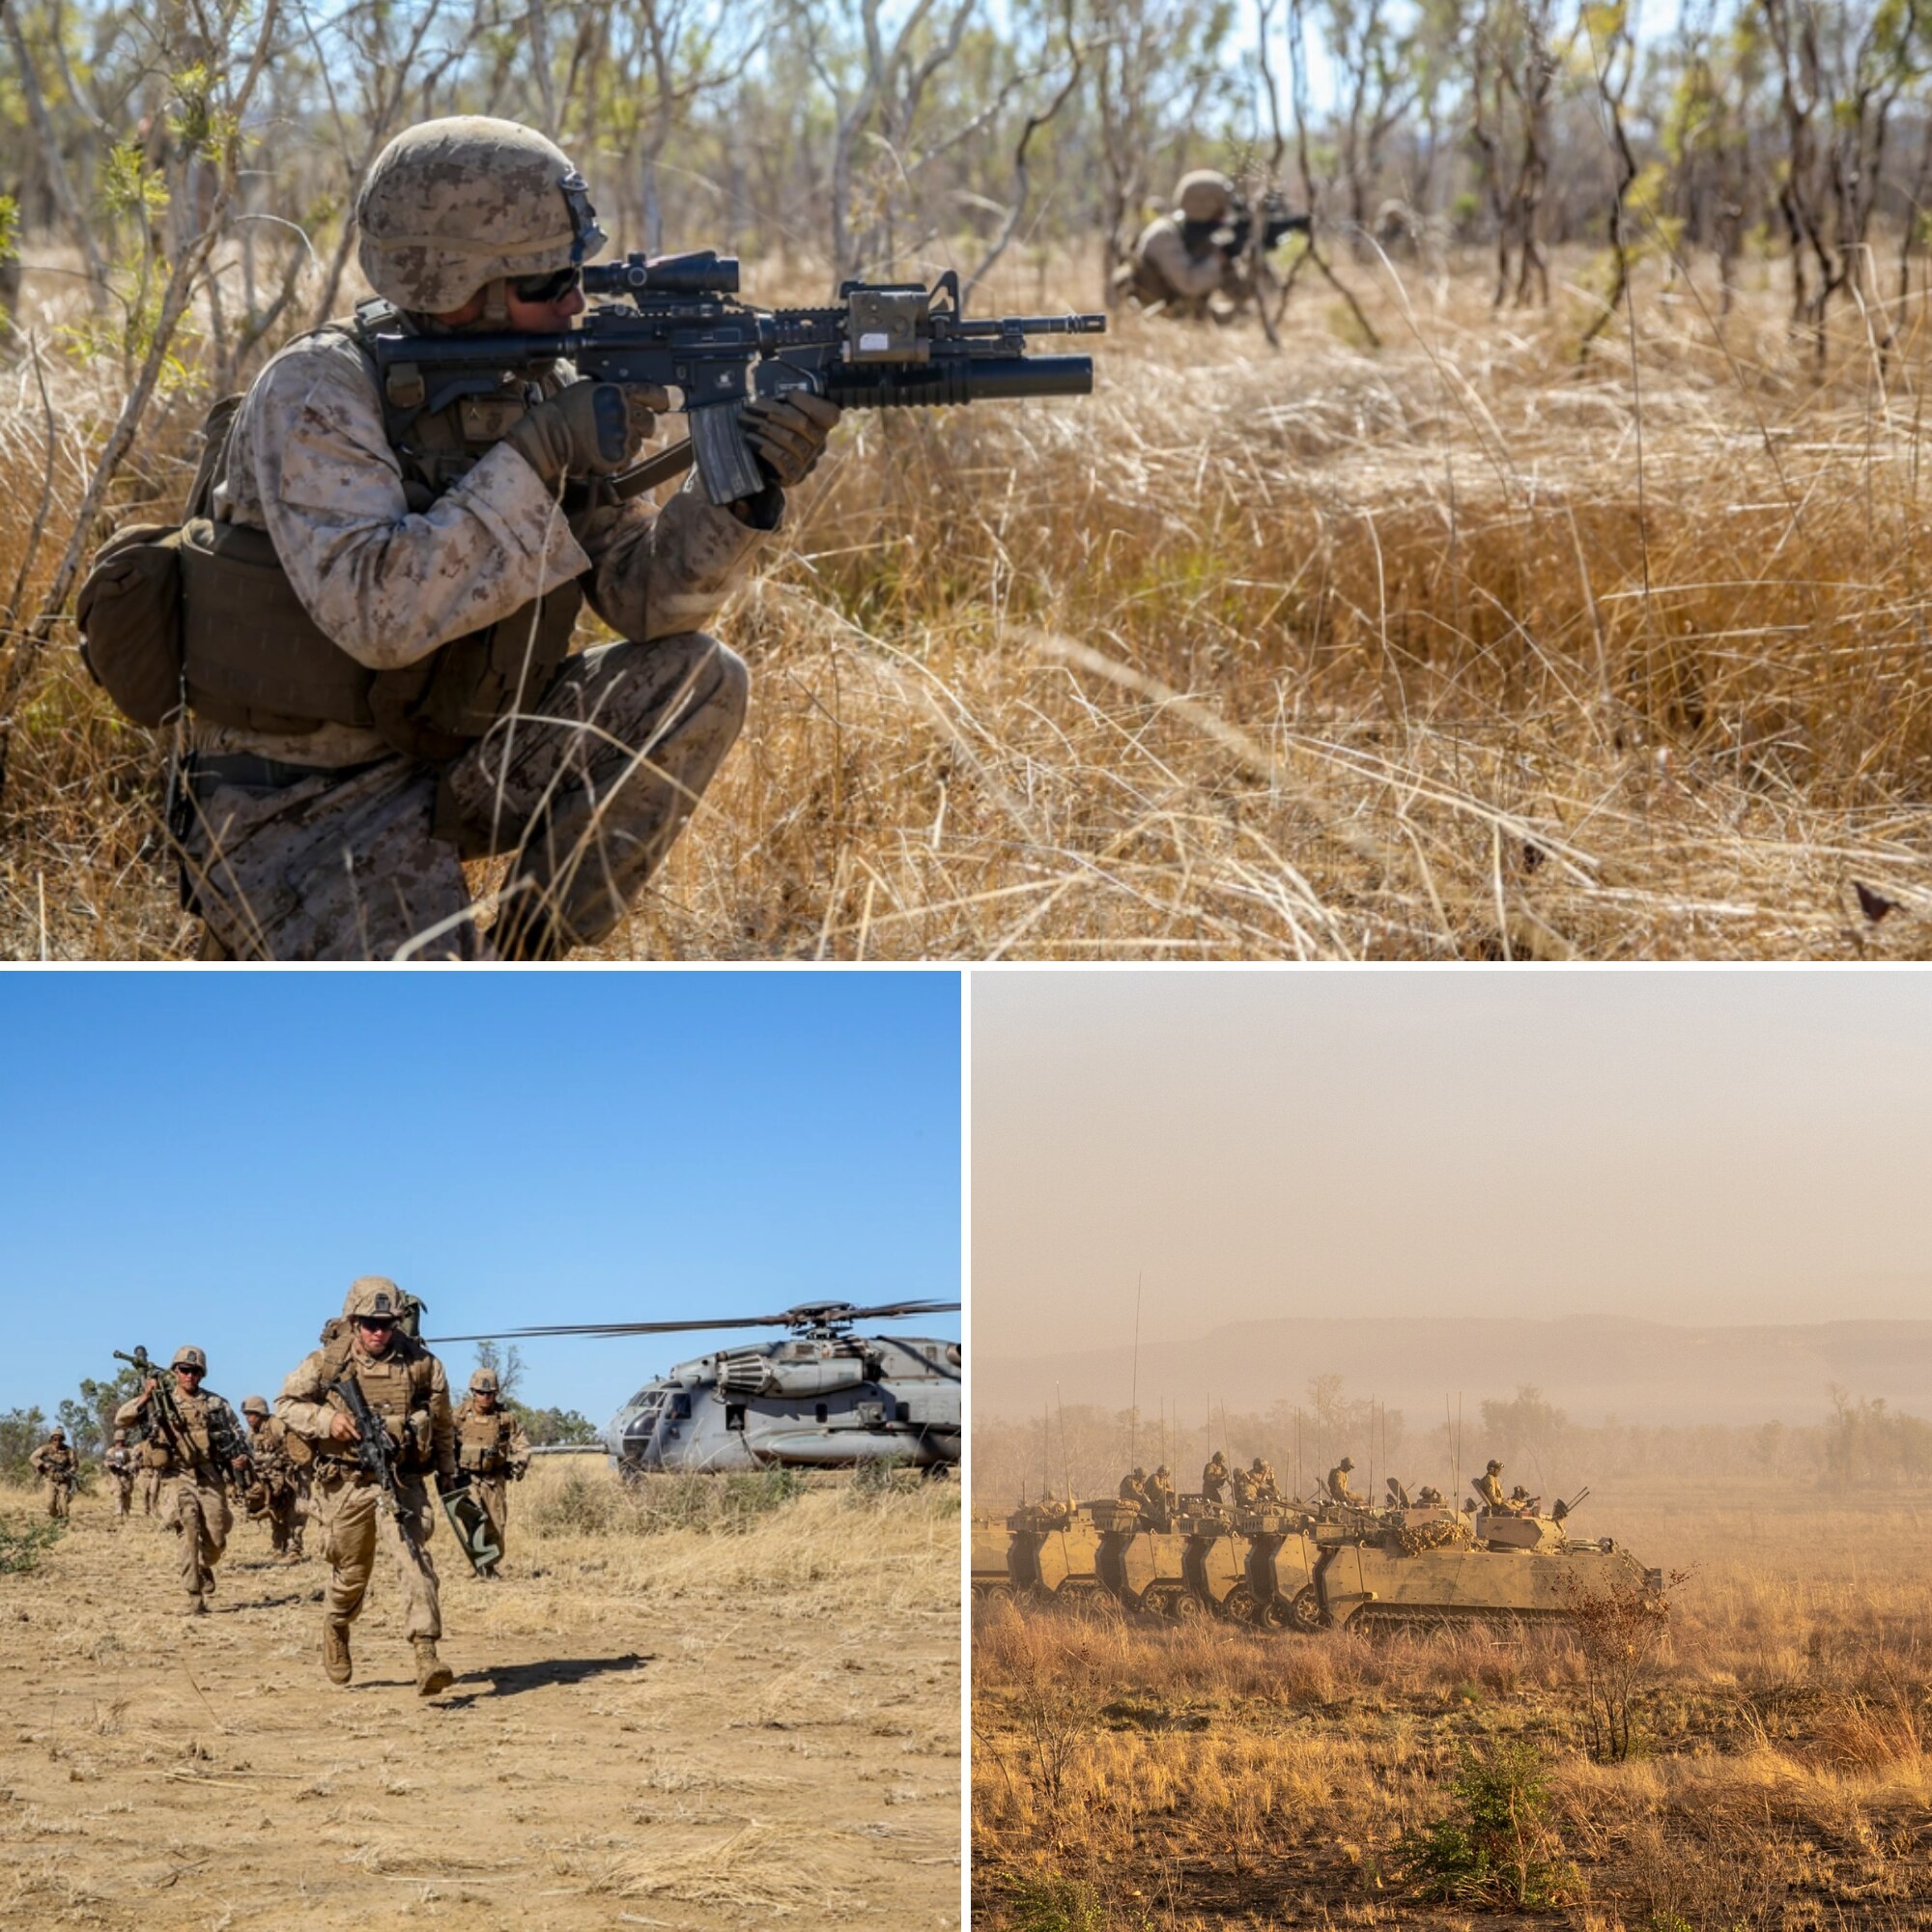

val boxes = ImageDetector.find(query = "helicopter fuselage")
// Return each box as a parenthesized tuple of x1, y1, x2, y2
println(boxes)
(608, 1329, 961, 1474)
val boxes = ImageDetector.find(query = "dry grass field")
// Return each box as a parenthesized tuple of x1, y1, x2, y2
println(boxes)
(973, 1479, 1932, 1928)
(5, 246, 1932, 958)
(0, 1459, 960, 1930)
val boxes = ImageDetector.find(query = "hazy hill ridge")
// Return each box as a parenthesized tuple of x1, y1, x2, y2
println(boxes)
(978, 1315, 1932, 1427)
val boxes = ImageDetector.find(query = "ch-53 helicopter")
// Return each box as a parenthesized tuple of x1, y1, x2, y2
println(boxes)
(433, 1299, 960, 1476)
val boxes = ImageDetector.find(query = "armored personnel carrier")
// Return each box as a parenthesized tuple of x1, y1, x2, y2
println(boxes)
(973, 1513, 1016, 1604)
(1230, 1504, 1323, 1629)
(1297, 1503, 1662, 1634)
(1005, 1500, 1102, 1600)
(1172, 1502, 1253, 1618)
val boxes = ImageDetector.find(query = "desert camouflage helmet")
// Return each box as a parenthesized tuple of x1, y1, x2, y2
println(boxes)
(173, 1345, 207, 1371)
(1250, 1457, 1265, 1471)
(1176, 169, 1235, 223)
(242, 1395, 270, 1417)
(113, 1429, 128, 1442)
(355, 116, 608, 313)
(343, 1275, 407, 1322)
(48, 1427, 65, 1440)
(469, 1368, 499, 1394)
(1338, 1455, 1354, 1470)
(1487, 1459, 1503, 1472)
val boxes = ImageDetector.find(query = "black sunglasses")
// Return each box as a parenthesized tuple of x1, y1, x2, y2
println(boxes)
(512, 264, 582, 304)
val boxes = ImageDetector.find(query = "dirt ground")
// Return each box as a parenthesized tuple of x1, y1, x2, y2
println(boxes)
(1, 1474, 961, 1930)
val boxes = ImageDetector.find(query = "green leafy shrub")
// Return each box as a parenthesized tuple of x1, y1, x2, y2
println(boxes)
(1391, 1738, 1580, 1906)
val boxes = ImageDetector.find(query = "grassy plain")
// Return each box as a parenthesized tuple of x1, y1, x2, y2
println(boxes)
(0, 1459, 960, 1930)
(4, 247, 1932, 957)
(973, 1480, 1932, 1927)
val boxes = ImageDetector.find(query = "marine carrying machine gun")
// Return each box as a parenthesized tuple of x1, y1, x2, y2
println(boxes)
(113, 1347, 251, 1495)
(359, 252, 1106, 508)
(1183, 188, 1312, 258)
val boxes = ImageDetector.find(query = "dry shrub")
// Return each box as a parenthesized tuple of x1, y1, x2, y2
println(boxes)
(8, 248, 1932, 957)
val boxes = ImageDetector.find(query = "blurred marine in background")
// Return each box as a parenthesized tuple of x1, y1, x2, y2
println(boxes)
(1117, 171, 1256, 322)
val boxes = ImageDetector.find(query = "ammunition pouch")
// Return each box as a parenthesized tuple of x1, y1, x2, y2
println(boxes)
(178, 515, 582, 762)
(75, 525, 188, 727)
(142, 1440, 172, 1471)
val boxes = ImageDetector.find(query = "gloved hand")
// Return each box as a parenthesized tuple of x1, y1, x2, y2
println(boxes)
(504, 380, 670, 484)
(742, 391, 841, 489)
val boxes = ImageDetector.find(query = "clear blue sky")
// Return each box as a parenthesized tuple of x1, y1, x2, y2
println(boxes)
(0, 971, 960, 1435)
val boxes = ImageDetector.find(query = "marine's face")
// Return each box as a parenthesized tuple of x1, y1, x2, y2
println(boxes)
(473, 1389, 498, 1411)
(436, 275, 586, 333)
(175, 1364, 204, 1394)
(353, 1315, 398, 1359)
(246, 1411, 269, 1435)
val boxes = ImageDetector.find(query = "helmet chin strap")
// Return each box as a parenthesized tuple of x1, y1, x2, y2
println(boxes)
(480, 276, 511, 326)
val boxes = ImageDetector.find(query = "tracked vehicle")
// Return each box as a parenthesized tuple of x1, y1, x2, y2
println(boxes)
(973, 1514, 1016, 1604)
(1297, 1504, 1662, 1634)
(1173, 1502, 1253, 1619)
(1232, 1505, 1323, 1629)
(1005, 1501, 1102, 1600)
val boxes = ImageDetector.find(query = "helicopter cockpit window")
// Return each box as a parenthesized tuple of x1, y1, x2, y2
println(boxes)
(725, 1404, 746, 1432)
(671, 1394, 692, 1420)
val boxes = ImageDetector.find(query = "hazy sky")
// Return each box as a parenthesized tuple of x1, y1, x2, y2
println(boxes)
(1, 972, 959, 1434)
(973, 970, 1931, 1356)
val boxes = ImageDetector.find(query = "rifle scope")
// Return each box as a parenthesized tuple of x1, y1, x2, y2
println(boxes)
(584, 250, 741, 298)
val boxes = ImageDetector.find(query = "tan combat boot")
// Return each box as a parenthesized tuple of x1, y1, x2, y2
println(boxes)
(413, 1637, 454, 1696)
(322, 1619, 352, 1686)
(182, 1595, 207, 1617)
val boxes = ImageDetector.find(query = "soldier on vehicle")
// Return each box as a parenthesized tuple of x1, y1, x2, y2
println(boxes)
(29, 1430, 77, 1520)
(1510, 1484, 1542, 1516)
(1115, 172, 1255, 322)
(155, 115, 838, 961)
(276, 1277, 461, 1694)
(1201, 1448, 1230, 1504)
(1325, 1457, 1361, 1506)
(1118, 1465, 1151, 1510)
(103, 1430, 137, 1520)
(113, 1347, 252, 1613)
(453, 1367, 530, 1569)
(1248, 1456, 1281, 1505)
(1414, 1485, 1445, 1507)
(1146, 1464, 1177, 1522)
(240, 1395, 307, 1561)
(1474, 1459, 1519, 1513)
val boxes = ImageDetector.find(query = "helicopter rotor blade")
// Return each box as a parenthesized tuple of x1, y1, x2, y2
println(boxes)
(428, 1298, 959, 1346)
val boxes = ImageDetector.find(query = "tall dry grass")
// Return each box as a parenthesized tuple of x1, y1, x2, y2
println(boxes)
(973, 1480, 1932, 1926)
(5, 244, 1932, 957)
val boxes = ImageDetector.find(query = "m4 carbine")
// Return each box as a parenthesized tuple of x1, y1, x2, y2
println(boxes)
(360, 255, 1106, 507)
(330, 1373, 498, 1577)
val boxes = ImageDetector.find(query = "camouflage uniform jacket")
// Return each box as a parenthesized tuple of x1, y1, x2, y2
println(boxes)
(246, 1417, 301, 1497)
(200, 328, 775, 768)
(1474, 1471, 1508, 1511)
(276, 1337, 457, 1485)
(104, 1445, 135, 1482)
(452, 1398, 531, 1477)
(112, 1387, 248, 1482)
(29, 1443, 76, 1483)
(1129, 215, 1229, 302)
(1325, 1465, 1360, 1505)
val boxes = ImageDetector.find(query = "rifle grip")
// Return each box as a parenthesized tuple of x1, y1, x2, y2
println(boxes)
(688, 401, 769, 505)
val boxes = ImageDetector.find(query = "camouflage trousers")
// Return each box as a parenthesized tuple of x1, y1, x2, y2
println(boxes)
(140, 1466, 163, 1516)
(110, 1472, 133, 1519)
(183, 633, 748, 961)
(314, 1472, 441, 1640)
(41, 1478, 71, 1520)
(473, 1475, 513, 1560)
(164, 1476, 232, 1605)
